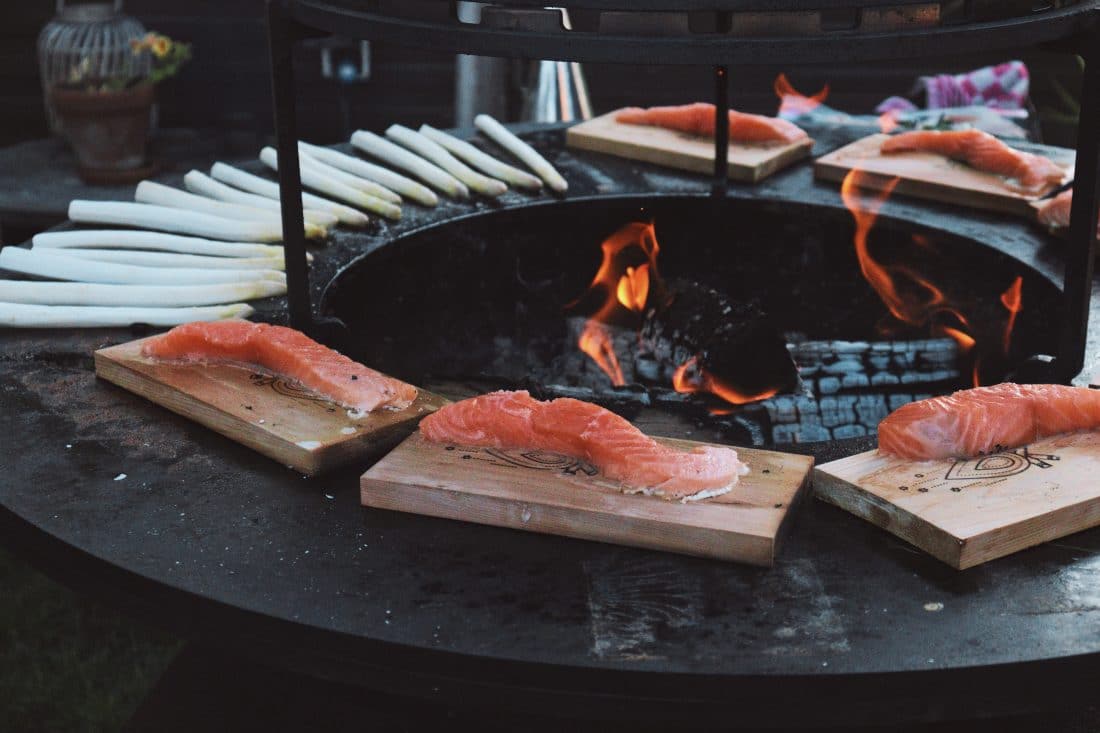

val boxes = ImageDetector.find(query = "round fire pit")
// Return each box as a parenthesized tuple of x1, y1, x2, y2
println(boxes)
(3, 123, 1100, 728)
(324, 194, 1063, 450)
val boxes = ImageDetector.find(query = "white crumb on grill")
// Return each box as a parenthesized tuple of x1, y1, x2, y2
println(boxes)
(297, 440, 322, 450)
(113, 473, 127, 481)
(340, 427, 356, 435)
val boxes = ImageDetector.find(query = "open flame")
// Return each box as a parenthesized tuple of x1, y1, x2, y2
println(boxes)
(774, 73, 829, 118)
(573, 222, 661, 385)
(578, 322, 625, 386)
(1001, 276, 1023, 355)
(617, 264, 650, 312)
(573, 221, 782, 409)
(841, 169, 1023, 387)
(672, 355, 780, 410)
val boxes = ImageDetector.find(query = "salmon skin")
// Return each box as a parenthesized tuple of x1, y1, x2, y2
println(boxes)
(880, 130, 1065, 194)
(420, 390, 749, 501)
(1036, 188, 1100, 235)
(615, 103, 809, 145)
(878, 383, 1100, 461)
(142, 320, 417, 414)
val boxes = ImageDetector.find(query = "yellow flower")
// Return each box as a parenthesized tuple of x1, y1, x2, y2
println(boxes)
(151, 37, 171, 58)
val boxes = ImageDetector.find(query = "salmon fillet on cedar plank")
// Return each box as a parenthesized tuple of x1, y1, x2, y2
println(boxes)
(877, 383, 1100, 461)
(141, 319, 417, 414)
(880, 129, 1065, 194)
(615, 103, 809, 145)
(419, 390, 749, 501)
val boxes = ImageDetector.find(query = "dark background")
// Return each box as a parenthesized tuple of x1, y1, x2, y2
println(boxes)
(1, 1, 1086, 149)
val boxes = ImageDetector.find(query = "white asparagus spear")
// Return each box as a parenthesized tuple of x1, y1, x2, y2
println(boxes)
(297, 151, 401, 203)
(32, 230, 286, 259)
(419, 124, 543, 191)
(351, 130, 469, 199)
(135, 181, 327, 240)
(259, 147, 402, 221)
(183, 170, 338, 229)
(210, 162, 369, 228)
(299, 141, 437, 207)
(68, 200, 283, 243)
(0, 279, 285, 307)
(41, 248, 285, 271)
(0, 247, 284, 286)
(385, 125, 507, 198)
(474, 114, 568, 193)
(0, 302, 254, 329)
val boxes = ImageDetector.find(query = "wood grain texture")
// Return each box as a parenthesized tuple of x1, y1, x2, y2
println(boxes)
(361, 433, 813, 566)
(94, 337, 446, 475)
(565, 110, 813, 183)
(815, 432, 1100, 569)
(814, 133, 1074, 217)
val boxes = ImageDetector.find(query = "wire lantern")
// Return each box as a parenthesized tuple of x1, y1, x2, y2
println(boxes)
(37, 0, 151, 134)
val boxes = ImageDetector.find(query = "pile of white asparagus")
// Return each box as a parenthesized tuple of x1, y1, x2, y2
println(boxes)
(0, 115, 567, 328)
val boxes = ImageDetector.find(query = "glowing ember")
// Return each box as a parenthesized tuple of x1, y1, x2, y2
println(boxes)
(616, 264, 650, 312)
(672, 355, 780, 410)
(774, 73, 829, 117)
(1001, 276, 1023, 355)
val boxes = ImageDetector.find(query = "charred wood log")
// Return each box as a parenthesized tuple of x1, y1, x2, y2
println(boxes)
(637, 279, 800, 398)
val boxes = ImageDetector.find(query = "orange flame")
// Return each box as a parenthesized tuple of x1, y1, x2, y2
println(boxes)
(842, 169, 987, 384)
(1001, 276, 1023, 355)
(616, 264, 650, 312)
(672, 355, 779, 410)
(579, 321, 625, 386)
(573, 222, 662, 384)
(774, 73, 829, 117)
(941, 326, 975, 352)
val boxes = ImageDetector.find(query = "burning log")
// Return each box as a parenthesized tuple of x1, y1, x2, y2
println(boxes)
(637, 278, 800, 402)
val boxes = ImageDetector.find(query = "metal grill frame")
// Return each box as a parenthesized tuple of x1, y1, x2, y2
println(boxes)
(266, 0, 1100, 382)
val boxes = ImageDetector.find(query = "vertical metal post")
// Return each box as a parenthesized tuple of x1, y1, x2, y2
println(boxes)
(1058, 44, 1100, 382)
(267, 0, 312, 333)
(712, 65, 729, 197)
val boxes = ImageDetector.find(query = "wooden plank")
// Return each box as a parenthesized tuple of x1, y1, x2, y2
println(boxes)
(565, 110, 813, 183)
(813, 133, 1074, 217)
(361, 433, 813, 566)
(814, 432, 1100, 569)
(94, 337, 446, 476)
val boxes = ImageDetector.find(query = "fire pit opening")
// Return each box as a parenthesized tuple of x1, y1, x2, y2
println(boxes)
(324, 195, 1062, 448)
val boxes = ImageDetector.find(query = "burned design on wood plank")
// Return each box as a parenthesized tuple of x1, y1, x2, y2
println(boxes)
(249, 372, 337, 411)
(944, 446, 1059, 481)
(450, 445, 598, 476)
(887, 446, 1060, 492)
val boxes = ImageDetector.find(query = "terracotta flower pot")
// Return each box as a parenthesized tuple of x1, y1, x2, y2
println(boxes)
(49, 82, 156, 184)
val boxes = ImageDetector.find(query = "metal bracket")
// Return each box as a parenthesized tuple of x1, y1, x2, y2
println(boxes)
(1056, 26, 1100, 382)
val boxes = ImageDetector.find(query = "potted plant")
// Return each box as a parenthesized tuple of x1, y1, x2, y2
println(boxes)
(49, 32, 190, 184)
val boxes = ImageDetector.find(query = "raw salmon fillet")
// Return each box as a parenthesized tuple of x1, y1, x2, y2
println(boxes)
(880, 130, 1065, 194)
(878, 383, 1100, 460)
(1036, 189, 1100, 235)
(615, 103, 809, 145)
(420, 390, 749, 500)
(142, 320, 417, 414)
